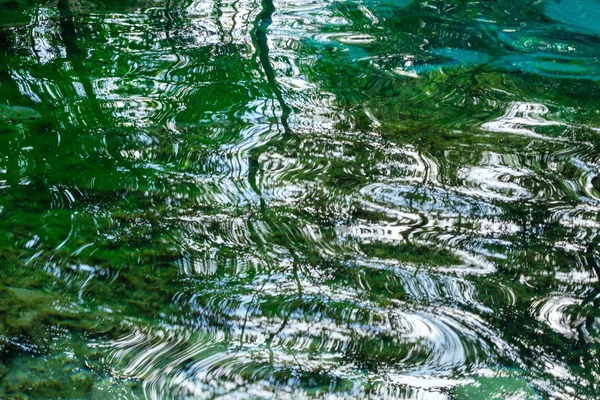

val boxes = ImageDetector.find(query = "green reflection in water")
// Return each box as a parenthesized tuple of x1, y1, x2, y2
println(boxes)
(0, 0, 599, 398)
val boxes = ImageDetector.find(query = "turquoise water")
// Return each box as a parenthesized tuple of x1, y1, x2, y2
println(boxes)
(0, 0, 600, 398)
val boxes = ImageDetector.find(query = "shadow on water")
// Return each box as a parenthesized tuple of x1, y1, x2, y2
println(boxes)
(0, 0, 599, 399)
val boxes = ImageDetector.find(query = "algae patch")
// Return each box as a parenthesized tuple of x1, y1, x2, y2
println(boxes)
(454, 370, 541, 400)
(0, 104, 41, 122)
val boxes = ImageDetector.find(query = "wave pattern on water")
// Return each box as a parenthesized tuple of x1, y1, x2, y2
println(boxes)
(0, 0, 600, 399)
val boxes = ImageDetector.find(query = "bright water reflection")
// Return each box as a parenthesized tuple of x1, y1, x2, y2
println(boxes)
(0, 0, 600, 398)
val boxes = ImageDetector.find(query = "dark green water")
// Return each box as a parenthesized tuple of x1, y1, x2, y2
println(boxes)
(0, 0, 600, 398)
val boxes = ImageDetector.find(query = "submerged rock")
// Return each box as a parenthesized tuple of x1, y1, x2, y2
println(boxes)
(394, 47, 490, 76)
(454, 370, 541, 400)
(0, 352, 96, 399)
(492, 53, 600, 81)
(0, 104, 41, 122)
(544, 0, 600, 36)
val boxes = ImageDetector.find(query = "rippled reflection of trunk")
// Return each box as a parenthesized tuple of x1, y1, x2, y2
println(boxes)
(0, 31, 20, 188)
(253, 0, 291, 135)
(57, 0, 104, 125)
(248, 0, 295, 199)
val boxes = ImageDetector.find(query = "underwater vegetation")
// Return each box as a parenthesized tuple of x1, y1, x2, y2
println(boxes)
(0, 0, 600, 398)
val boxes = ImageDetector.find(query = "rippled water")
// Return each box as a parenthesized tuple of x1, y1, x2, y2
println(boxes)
(1, 0, 600, 398)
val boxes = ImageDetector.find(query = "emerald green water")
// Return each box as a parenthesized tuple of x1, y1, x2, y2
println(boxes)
(1, 0, 600, 398)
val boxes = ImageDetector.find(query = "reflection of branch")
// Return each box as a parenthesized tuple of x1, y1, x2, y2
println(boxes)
(229, 0, 239, 38)
(578, 236, 600, 334)
(253, 0, 292, 135)
(31, 7, 41, 64)
(213, 0, 227, 43)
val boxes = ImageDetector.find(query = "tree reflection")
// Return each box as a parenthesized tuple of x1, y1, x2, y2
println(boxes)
(0, 0, 600, 398)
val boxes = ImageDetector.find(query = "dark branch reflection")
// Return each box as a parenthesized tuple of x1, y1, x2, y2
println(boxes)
(0, 0, 599, 399)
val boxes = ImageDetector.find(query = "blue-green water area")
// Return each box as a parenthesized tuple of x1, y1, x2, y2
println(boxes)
(1, 0, 600, 398)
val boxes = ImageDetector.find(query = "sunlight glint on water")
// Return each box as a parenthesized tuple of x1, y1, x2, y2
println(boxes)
(0, 0, 599, 399)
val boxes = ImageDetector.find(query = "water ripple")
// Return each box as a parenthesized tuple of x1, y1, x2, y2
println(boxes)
(1, 0, 600, 398)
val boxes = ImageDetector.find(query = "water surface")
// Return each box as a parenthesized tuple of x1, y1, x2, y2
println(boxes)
(1, 0, 600, 398)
